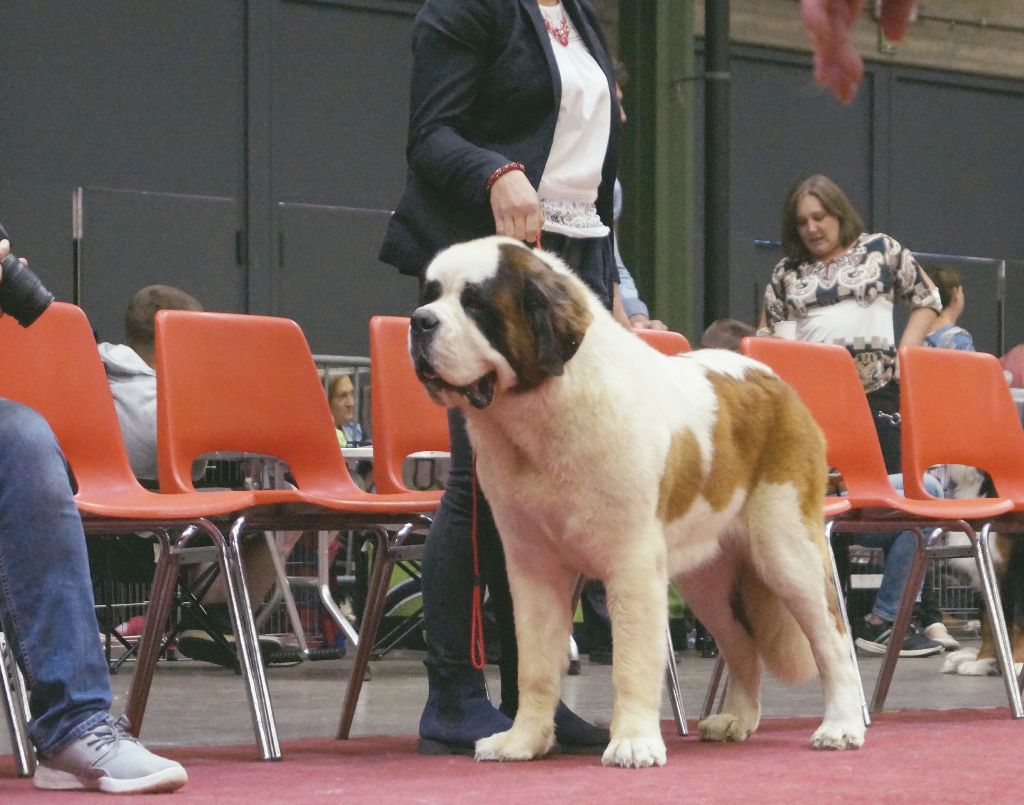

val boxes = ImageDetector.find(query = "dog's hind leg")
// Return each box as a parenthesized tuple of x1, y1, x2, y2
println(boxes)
(681, 554, 764, 744)
(474, 541, 576, 762)
(600, 540, 669, 768)
(746, 487, 864, 750)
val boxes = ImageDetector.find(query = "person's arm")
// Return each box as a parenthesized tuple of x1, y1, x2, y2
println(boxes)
(900, 306, 940, 348)
(407, 1, 542, 242)
(611, 283, 632, 329)
(893, 245, 940, 347)
(406, 1, 518, 204)
(614, 233, 667, 330)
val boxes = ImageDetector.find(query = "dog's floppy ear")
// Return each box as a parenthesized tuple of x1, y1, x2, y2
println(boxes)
(521, 268, 591, 381)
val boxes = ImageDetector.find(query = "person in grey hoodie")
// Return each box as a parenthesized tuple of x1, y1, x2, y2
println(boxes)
(98, 285, 201, 483)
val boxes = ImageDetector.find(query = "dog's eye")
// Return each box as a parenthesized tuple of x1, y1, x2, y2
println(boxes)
(460, 285, 485, 313)
(421, 280, 441, 306)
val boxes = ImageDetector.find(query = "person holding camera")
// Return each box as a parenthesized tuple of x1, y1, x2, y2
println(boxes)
(0, 233, 187, 793)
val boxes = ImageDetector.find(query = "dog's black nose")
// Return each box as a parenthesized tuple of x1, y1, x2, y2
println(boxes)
(411, 309, 439, 333)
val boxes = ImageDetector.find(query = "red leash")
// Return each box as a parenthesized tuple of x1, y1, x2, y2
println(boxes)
(470, 231, 540, 669)
(469, 454, 486, 670)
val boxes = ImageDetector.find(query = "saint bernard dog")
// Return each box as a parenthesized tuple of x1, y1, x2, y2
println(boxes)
(409, 235, 865, 768)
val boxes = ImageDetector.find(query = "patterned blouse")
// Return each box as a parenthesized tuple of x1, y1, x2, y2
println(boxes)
(764, 232, 941, 393)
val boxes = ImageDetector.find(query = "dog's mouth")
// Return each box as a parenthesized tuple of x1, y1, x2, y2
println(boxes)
(416, 361, 498, 410)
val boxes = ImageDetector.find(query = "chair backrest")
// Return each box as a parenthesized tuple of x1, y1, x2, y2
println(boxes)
(155, 309, 360, 497)
(0, 302, 143, 499)
(740, 336, 897, 506)
(899, 345, 1024, 501)
(636, 328, 691, 356)
(369, 316, 450, 495)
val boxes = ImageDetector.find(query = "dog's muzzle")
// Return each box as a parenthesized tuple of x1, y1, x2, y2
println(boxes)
(409, 308, 497, 409)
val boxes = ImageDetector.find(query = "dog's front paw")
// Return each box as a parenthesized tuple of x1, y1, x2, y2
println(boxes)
(810, 719, 865, 750)
(942, 647, 979, 674)
(698, 713, 754, 743)
(475, 726, 554, 762)
(601, 735, 666, 768)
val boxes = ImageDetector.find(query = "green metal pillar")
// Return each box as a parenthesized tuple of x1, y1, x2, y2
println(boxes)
(618, 1, 695, 335)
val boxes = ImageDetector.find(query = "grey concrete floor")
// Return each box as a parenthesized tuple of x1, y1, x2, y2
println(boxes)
(3, 637, 1013, 755)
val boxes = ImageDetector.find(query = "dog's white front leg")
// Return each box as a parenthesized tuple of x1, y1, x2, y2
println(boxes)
(475, 542, 575, 762)
(602, 544, 668, 768)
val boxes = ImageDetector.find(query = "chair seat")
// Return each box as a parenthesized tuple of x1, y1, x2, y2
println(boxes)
(76, 488, 256, 520)
(824, 497, 852, 518)
(847, 494, 1014, 522)
(237, 486, 440, 515)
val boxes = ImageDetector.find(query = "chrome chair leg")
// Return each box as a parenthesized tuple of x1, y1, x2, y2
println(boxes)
(125, 528, 181, 737)
(337, 524, 417, 739)
(974, 524, 1023, 717)
(0, 631, 34, 776)
(664, 622, 687, 736)
(222, 517, 281, 761)
(261, 530, 309, 656)
(700, 654, 727, 720)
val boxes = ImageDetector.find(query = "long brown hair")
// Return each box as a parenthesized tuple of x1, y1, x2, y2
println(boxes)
(781, 174, 864, 262)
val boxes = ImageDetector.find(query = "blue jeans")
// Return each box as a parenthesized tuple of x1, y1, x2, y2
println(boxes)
(0, 399, 112, 757)
(853, 473, 944, 623)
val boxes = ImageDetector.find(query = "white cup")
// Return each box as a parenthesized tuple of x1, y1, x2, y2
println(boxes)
(772, 320, 797, 340)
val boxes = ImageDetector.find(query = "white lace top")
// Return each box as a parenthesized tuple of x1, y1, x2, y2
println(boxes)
(536, 1, 610, 239)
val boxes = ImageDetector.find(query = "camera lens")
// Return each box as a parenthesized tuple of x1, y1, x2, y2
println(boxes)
(0, 252, 55, 328)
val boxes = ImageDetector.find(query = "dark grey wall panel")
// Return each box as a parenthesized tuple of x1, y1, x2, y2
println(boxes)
(270, 1, 417, 352)
(0, 1, 245, 310)
(78, 189, 244, 342)
(276, 203, 418, 355)
(889, 72, 1024, 354)
(273, 0, 415, 207)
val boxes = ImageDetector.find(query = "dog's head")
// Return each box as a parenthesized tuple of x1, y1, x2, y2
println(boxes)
(409, 236, 594, 410)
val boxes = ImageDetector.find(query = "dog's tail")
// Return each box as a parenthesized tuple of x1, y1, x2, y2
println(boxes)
(735, 565, 818, 685)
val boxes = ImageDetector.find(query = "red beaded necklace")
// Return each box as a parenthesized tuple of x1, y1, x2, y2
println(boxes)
(543, 12, 570, 47)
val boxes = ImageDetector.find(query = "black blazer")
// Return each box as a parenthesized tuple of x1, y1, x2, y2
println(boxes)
(379, 0, 620, 277)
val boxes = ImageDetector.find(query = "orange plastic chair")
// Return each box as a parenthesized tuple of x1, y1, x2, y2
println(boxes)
(0, 303, 272, 755)
(153, 310, 440, 739)
(369, 316, 449, 498)
(739, 337, 1018, 716)
(636, 328, 691, 355)
(900, 345, 1024, 693)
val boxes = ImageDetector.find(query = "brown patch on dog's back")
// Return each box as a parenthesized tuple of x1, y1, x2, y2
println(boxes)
(707, 370, 827, 522)
(658, 428, 703, 523)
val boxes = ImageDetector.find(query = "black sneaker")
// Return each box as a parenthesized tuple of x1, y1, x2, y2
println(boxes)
(855, 619, 943, 658)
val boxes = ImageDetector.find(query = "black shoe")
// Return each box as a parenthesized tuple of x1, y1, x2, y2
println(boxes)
(855, 619, 943, 658)
(417, 665, 513, 755)
(553, 701, 609, 754)
(177, 631, 295, 668)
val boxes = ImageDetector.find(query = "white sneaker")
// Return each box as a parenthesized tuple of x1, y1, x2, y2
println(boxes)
(924, 622, 961, 651)
(34, 715, 187, 794)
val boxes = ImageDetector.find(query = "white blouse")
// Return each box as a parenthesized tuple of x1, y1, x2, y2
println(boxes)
(537, 1, 610, 238)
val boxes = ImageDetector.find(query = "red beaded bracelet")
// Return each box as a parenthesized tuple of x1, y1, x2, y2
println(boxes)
(485, 161, 525, 193)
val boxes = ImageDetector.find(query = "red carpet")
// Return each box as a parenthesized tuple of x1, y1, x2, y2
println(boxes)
(1, 709, 1016, 803)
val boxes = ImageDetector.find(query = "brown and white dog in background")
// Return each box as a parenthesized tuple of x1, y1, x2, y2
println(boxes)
(409, 236, 864, 768)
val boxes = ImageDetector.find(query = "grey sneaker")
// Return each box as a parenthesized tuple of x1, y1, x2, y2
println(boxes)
(34, 715, 187, 794)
